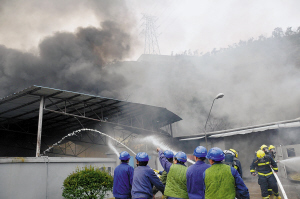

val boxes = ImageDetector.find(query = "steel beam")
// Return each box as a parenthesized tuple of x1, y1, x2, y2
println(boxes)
(36, 96, 44, 157)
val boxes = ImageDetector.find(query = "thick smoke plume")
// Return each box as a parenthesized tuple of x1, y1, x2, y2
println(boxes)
(1, 1, 300, 138)
(0, 20, 135, 98)
(114, 31, 300, 136)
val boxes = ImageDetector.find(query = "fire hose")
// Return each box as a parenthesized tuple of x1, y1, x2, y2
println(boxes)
(271, 168, 288, 199)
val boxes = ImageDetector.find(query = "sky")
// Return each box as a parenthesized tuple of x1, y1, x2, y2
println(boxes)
(0, 0, 300, 136)
(1, 0, 300, 59)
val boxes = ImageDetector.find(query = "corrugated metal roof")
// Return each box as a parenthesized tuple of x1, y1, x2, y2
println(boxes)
(209, 122, 300, 138)
(177, 118, 300, 141)
(0, 85, 182, 136)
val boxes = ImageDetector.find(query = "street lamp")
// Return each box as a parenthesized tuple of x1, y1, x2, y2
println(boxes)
(204, 93, 224, 150)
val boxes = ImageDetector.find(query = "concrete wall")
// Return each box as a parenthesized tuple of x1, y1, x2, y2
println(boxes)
(0, 157, 116, 199)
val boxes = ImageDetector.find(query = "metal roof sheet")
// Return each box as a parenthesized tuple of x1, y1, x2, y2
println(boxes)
(177, 118, 300, 141)
(0, 85, 182, 136)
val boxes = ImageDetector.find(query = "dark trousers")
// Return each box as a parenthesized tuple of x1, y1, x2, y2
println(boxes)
(258, 174, 278, 197)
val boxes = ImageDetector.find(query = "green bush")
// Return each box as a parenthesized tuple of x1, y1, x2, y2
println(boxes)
(62, 165, 113, 199)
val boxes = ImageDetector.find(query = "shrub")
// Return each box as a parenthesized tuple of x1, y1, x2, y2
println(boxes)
(62, 165, 113, 199)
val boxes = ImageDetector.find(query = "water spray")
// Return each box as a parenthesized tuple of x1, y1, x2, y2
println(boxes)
(108, 141, 120, 157)
(143, 136, 195, 164)
(43, 128, 136, 156)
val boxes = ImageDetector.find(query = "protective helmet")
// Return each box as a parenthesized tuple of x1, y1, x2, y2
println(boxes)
(119, 151, 130, 160)
(193, 146, 207, 158)
(135, 152, 141, 160)
(257, 150, 265, 158)
(229, 149, 238, 158)
(136, 152, 149, 162)
(164, 150, 174, 159)
(269, 145, 275, 150)
(206, 147, 225, 161)
(260, 144, 268, 150)
(174, 151, 187, 163)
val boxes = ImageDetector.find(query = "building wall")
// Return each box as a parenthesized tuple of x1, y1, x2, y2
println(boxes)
(0, 157, 116, 199)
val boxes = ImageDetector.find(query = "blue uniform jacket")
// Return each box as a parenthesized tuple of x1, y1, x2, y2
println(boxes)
(113, 162, 134, 198)
(203, 163, 250, 199)
(158, 150, 173, 173)
(186, 160, 211, 199)
(131, 165, 164, 198)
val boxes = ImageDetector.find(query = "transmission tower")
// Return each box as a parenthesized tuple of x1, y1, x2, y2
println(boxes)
(141, 14, 161, 55)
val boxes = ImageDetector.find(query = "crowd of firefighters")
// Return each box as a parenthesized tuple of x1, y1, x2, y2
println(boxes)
(112, 144, 280, 199)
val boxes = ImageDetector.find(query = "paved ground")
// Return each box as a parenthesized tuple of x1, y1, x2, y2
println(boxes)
(245, 178, 300, 199)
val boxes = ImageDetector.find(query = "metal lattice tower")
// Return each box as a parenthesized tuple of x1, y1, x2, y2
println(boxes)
(141, 14, 161, 55)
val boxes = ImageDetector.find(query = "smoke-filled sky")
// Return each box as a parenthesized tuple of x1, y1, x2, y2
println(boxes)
(1, 0, 300, 136)
(1, 0, 300, 56)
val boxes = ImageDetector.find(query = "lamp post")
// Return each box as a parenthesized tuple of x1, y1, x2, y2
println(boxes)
(204, 93, 224, 150)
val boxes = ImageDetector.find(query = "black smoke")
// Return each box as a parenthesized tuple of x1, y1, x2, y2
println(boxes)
(0, 20, 133, 98)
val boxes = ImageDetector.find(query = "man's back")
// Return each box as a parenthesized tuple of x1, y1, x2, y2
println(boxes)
(186, 161, 210, 199)
(204, 163, 236, 199)
(113, 162, 134, 198)
(131, 166, 164, 198)
(164, 164, 188, 199)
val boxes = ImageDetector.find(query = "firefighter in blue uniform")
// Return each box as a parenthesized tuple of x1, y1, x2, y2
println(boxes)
(131, 152, 164, 198)
(113, 151, 134, 199)
(250, 150, 281, 199)
(186, 146, 211, 199)
(260, 144, 275, 196)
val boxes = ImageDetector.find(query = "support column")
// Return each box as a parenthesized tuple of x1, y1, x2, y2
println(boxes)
(170, 124, 173, 137)
(36, 96, 45, 157)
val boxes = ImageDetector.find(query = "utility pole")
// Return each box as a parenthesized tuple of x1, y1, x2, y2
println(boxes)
(141, 14, 161, 55)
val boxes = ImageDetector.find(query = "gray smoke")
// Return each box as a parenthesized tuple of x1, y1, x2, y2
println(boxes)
(1, 1, 300, 138)
(0, 0, 137, 98)
(113, 35, 300, 136)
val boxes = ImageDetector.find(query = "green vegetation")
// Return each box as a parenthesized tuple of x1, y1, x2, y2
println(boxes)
(62, 165, 113, 199)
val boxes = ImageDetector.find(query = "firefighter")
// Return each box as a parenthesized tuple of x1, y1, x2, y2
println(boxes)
(261, 144, 270, 155)
(269, 145, 276, 159)
(250, 150, 281, 199)
(113, 151, 134, 199)
(186, 146, 211, 199)
(203, 147, 249, 199)
(157, 147, 188, 199)
(260, 144, 274, 196)
(152, 150, 174, 197)
(223, 148, 243, 178)
(131, 152, 164, 198)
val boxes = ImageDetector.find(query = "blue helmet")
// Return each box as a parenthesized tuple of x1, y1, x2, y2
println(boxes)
(206, 147, 225, 161)
(135, 152, 141, 159)
(174, 151, 187, 163)
(119, 151, 130, 160)
(164, 150, 174, 159)
(136, 152, 149, 162)
(193, 146, 207, 158)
